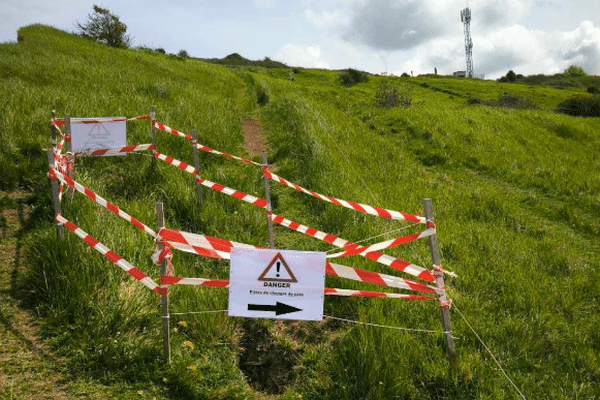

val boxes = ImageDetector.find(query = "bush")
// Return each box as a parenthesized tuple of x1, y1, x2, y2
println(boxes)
(495, 92, 537, 109)
(374, 80, 411, 108)
(178, 49, 189, 58)
(587, 86, 599, 94)
(76, 5, 130, 48)
(556, 96, 600, 117)
(339, 68, 369, 87)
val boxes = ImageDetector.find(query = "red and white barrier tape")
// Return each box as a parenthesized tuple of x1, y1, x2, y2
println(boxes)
(73, 143, 155, 157)
(156, 228, 261, 259)
(326, 262, 440, 295)
(270, 213, 436, 282)
(52, 115, 151, 126)
(324, 287, 434, 300)
(195, 142, 262, 166)
(159, 276, 433, 300)
(153, 151, 198, 175)
(56, 214, 164, 295)
(153, 121, 192, 140)
(161, 276, 229, 287)
(328, 227, 436, 258)
(156, 227, 438, 294)
(264, 169, 426, 224)
(49, 167, 157, 238)
(152, 151, 268, 209)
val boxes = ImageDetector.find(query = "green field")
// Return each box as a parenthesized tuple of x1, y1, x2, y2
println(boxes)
(1, 25, 599, 399)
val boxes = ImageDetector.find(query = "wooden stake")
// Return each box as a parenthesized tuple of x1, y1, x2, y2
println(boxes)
(423, 198, 457, 372)
(46, 149, 62, 239)
(64, 114, 71, 153)
(50, 110, 57, 150)
(262, 153, 275, 248)
(156, 202, 171, 363)
(150, 106, 156, 147)
(190, 129, 203, 210)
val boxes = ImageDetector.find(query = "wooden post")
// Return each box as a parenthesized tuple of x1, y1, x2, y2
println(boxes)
(50, 110, 57, 151)
(46, 149, 62, 239)
(156, 202, 171, 363)
(423, 198, 456, 371)
(64, 114, 71, 153)
(262, 153, 275, 249)
(151, 106, 156, 147)
(190, 129, 203, 210)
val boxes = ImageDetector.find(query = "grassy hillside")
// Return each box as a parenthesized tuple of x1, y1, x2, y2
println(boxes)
(1, 25, 599, 399)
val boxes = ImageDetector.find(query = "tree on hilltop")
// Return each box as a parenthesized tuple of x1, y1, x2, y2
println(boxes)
(77, 5, 131, 48)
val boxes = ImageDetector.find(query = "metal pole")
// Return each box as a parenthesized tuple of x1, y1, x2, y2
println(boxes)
(156, 202, 171, 363)
(262, 153, 275, 248)
(423, 198, 456, 372)
(190, 129, 203, 210)
(46, 149, 62, 239)
(50, 110, 57, 151)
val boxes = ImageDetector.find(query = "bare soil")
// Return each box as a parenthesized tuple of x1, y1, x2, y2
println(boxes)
(0, 190, 72, 399)
(242, 118, 268, 158)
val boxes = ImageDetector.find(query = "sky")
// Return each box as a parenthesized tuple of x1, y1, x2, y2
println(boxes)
(2, 0, 599, 79)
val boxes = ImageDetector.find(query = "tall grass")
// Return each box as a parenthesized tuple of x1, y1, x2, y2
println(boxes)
(2, 25, 599, 399)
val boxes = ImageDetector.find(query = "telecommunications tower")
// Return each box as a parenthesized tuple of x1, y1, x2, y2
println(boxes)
(460, 7, 474, 78)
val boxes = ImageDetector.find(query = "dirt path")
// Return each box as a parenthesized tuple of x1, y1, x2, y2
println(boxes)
(241, 118, 268, 158)
(0, 191, 72, 399)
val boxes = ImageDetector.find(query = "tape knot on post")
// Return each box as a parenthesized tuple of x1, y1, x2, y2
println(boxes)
(439, 298, 452, 309)
(153, 240, 174, 276)
(432, 264, 458, 279)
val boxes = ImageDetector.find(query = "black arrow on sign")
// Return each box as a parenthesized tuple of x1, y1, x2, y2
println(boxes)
(248, 302, 302, 316)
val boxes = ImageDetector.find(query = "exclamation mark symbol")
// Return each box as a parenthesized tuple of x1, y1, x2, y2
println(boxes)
(276, 261, 280, 277)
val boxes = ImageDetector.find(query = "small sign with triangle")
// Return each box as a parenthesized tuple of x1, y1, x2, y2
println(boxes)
(258, 253, 297, 283)
(228, 248, 326, 321)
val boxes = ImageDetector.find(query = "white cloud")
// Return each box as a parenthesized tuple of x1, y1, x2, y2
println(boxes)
(275, 44, 329, 68)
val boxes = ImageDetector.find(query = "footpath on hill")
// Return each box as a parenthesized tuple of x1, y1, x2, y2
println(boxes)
(0, 190, 73, 399)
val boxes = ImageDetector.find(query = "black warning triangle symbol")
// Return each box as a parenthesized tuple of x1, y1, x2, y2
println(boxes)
(258, 253, 297, 283)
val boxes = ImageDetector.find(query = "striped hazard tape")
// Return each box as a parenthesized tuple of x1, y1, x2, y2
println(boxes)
(328, 227, 436, 258)
(152, 150, 268, 209)
(74, 143, 155, 157)
(52, 115, 151, 126)
(49, 167, 157, 238)
(156, 227, 436, 294)
(159, 276, 433, 300)
(323, 288, 434, 300)
(326, 262, 440, 295)
(153, 151, 198, 175)
(264, 169, 426, 224)
(156, 228, 261, 259)
(270, 213, 436, 282)
(153, 121, 192, 140)
(56, 214, 165, 295)
(195, 142, 262, 166)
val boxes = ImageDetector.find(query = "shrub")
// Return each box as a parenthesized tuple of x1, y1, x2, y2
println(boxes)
(587, 86, 599, 94)
(556, 96, 600, 117)
(178, 49, 189, 58)
(495, 92, 537, 109)
(339, 68, 369, 87)
(374, 80, 411, 108)
(76, 5, 131, 48)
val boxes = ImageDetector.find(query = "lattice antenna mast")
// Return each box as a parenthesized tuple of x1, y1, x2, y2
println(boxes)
(461, 7, 474, 78)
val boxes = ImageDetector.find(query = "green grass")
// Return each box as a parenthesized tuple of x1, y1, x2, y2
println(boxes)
(1, 24, 599, 399)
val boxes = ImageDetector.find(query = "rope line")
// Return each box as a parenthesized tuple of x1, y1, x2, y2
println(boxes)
(453, 305, 527, 400)
(170, 310, 228, 316)
(324, 315, 449, 335)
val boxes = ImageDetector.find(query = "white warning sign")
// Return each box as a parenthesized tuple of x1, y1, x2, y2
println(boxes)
(71, 117, 126, 155)
(228, 248, 326, 321)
